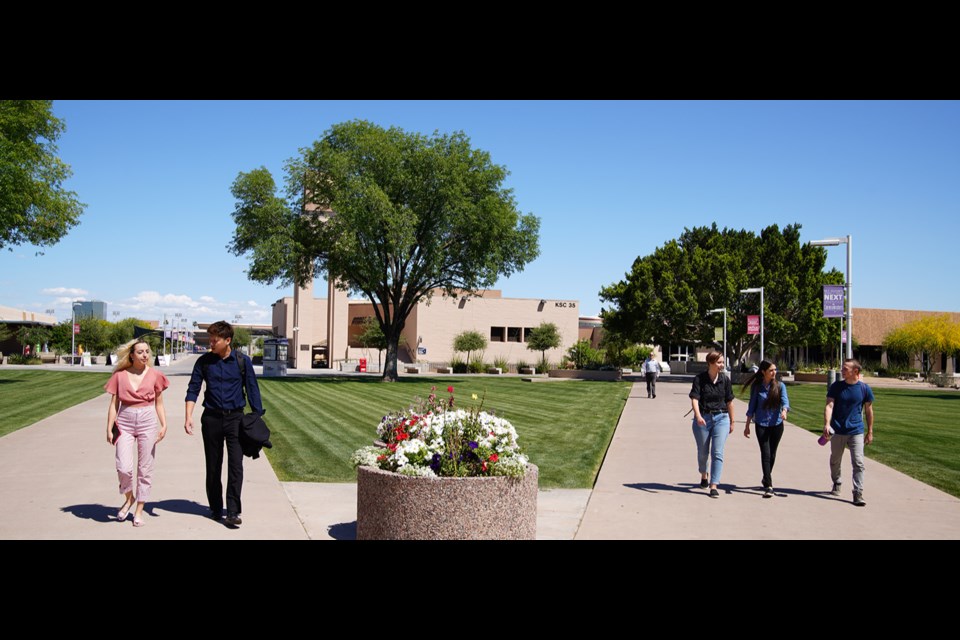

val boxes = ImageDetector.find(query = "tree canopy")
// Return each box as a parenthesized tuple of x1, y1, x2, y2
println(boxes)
(229, 120, 540, 381)
(453, 330, 487, 364)
(884, 314, 960, 375)
(0, 100, 85, 250)
(526, 322, 562, 362)
(599, 223, 843, 365)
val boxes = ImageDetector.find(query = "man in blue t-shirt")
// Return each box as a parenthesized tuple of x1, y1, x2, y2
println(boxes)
(823, 358, 875, 506)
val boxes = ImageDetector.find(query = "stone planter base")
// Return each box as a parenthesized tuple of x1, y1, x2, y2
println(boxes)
(357, 464, 539, 540)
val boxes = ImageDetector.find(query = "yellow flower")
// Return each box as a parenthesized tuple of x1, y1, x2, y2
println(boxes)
(471, 393, 478, 400)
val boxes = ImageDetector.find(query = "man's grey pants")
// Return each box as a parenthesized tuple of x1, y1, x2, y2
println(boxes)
(830, 433, 865, 495)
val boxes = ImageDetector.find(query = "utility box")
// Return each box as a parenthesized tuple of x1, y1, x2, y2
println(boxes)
(262, 338, 289, 377)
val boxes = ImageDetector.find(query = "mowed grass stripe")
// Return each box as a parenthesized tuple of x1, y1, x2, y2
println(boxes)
(0, 371, 113, 438)
(257, 377, 631, 488)
(736, 382, 960, 497)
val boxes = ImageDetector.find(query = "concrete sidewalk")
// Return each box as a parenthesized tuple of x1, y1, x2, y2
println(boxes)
(1, 362, 957, 539)
(575, 381, 960, 539)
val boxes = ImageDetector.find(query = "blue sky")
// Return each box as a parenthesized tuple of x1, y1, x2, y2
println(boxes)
(2, 100, 957, 327)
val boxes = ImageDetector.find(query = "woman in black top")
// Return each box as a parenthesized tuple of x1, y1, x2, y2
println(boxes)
(689, 351, 735, 498)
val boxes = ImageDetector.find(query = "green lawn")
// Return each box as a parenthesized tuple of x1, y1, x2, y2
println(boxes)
(259, 377, 632, 489)
(736, 382, 960, 498)
(0, 370, 112, 438)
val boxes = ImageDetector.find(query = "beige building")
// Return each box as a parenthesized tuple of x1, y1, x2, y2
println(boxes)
(271, 282, 579, 371)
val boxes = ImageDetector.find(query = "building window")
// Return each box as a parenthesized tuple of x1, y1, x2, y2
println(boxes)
(490, 327, 505, 342)
(668, 344, 691, 361)
(523, 327, 535, 342)
(507, 327, 522, 342)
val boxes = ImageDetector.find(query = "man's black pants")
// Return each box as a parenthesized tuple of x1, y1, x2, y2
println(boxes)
(201, 409, 244, 516)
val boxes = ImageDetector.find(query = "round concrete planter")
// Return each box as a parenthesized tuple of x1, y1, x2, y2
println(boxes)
(356, 464, 538, 540)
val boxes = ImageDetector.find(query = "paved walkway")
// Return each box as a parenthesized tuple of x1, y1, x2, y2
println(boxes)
(1, 360, 957, 539)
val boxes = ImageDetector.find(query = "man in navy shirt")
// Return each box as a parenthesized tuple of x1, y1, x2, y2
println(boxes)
(823, 358, 875, 507)
(185, 320, 263, 526)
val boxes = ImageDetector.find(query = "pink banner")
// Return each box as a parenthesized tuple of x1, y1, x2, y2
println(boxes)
(747, 315, 760, 335)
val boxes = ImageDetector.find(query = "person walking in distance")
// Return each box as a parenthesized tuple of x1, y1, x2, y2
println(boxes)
(642, 353, 660, 398)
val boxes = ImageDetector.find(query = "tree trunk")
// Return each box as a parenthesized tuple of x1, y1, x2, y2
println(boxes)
(383, 336, 399, 382)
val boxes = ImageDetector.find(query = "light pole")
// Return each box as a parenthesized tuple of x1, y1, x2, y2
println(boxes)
(740, 287, 764, 363)
(71, 301, 81, 365)
(708, 308, 727, 370)
(809, 235, 853, 360)
(174, 312, 182, 360)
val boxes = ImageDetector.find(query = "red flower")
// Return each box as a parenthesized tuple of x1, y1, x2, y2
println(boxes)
(377, 455, 387, 462)
(447, 386, 454, 393)
(397, 432, 409, 441)
(489, 454, 499, 462)
(387, 443, 397, 452)
(482, 462, 488, 472)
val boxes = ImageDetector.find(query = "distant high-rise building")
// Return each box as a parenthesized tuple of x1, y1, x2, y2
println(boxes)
(75, 300, 107, 320)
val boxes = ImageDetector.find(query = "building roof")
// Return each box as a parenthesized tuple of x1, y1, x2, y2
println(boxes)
(854, 308, 960, 346)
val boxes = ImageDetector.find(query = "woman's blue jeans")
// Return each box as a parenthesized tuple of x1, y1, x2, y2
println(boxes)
(692, 413, 730, 485)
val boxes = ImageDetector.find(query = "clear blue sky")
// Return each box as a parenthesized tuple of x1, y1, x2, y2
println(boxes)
(2, 100, 957, 327)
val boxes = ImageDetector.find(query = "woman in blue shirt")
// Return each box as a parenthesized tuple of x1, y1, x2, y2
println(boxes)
(742, 360, 790, 498)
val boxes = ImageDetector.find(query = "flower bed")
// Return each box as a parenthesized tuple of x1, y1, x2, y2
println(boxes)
(353, 385, 538, 539)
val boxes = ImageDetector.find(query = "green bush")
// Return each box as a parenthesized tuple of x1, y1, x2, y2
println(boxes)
(450, 355, 468, 374)
(927, 372, 958, 388)
(7, 354, 42, 365)
(493, 356, 509, 371)
(516, 359, 531, 372)
(536, 356, 553, 374)
(468, 356, 487, 373)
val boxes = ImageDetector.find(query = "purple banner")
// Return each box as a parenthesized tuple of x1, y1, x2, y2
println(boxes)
(823, 285, 845, 318)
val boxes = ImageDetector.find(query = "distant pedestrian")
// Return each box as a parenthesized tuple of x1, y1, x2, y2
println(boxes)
(642, 353, 660, 398)
(742, 360, 790, 498)
(689, 351, 735, 498)
(105, 339, 170, 527)
(824, 358, 874, 506)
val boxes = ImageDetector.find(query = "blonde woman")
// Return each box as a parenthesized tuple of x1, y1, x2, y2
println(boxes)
(105, 339, 170, 526)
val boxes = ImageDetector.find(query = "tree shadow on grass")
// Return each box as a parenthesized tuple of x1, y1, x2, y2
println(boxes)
(61, 498, 210, 523)
(328, 521, 357, 540)
(0, 379, 24, 385)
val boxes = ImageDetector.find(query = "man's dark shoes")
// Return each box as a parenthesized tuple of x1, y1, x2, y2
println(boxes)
(763, 487, 773, 498)
(209, 510, 223, 521)
(852, 492, 866, 507)
(225, 513, 243, 526)
(700, 478, 709, 489)
(709, 488, 719, 498)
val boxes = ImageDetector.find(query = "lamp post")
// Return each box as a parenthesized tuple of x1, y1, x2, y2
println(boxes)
(71, 301, 81, 365)
(174, 312, 182, 360)
(708, 308, 727, 369)
(740, 287, 764, 363)
(809, 235, 853, 360)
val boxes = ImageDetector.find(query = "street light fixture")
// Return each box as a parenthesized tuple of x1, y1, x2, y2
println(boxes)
(808, 235, 853, 360)
(71, 301, 81, 365)
(708, 308, 727, 370)
(739, 287, 764, 362)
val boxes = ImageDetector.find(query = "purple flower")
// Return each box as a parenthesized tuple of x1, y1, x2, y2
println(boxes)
(468, 441, 478, 449)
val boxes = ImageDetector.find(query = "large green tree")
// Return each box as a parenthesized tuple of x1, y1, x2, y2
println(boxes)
(229, 120, 540, 381)
(0, 100, 85, 250)
(452, 330, 488, 364)
(599, 223, 843, 366)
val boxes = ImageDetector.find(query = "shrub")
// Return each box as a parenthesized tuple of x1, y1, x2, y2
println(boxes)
(450, 355, 468, 374)
(536, 356, 553, 374)
(468, 355, 487, 374)
(8, 354, 42, 365)
(927, 372, 958, 388)
(516, 359, 531, 372)
(493, 356, 509, 371)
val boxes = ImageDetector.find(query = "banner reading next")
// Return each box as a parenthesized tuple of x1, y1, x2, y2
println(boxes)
(823, 285, 845, 318)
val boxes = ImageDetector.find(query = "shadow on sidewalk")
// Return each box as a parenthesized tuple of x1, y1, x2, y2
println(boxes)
(61, 498, 211, 523)
(328, 521, 357, 540)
